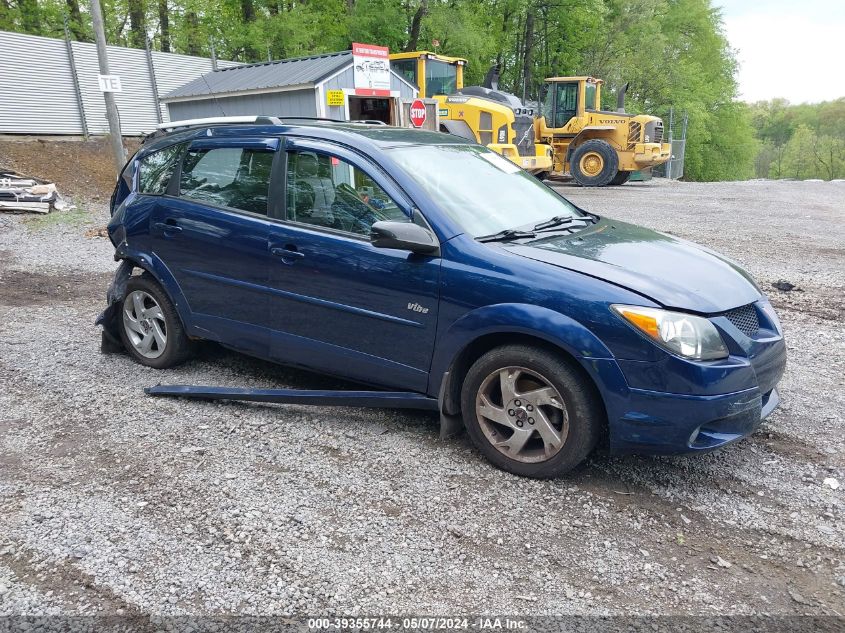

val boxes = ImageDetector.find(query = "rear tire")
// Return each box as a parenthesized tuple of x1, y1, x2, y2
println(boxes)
(610, 170, 631, 185)
(460, 344, 602, 478)
(119, 274, 192, 369)
(570, 140, 619, 187)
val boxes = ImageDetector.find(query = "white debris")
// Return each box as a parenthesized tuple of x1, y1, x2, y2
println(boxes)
(0, 169, 74, 214)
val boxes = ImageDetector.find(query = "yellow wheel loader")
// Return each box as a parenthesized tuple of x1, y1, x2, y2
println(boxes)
(390, 51, 554, 176)
(538, 77, 671, 186)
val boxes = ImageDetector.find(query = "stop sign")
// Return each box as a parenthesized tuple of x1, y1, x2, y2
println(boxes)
(409, 99, 427, 128)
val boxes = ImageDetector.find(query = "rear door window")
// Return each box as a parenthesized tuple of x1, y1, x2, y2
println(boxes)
(179, 146, 274, 215)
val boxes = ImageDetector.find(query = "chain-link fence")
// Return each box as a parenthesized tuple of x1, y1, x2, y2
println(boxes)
(653, 108, 688, 180)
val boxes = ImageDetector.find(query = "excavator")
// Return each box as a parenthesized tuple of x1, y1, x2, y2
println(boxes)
(390, 51, 671, 186)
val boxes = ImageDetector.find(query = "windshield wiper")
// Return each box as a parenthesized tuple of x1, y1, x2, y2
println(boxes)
(476, 228, 537, 243)
(533, 214, 596, 231)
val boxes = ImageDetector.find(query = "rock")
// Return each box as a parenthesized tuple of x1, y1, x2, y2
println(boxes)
(822, 477, 839, 490)
(772, 280, 800, 292)
(788, 589, 811, 605)
(711, 556, 732, 568)
(516, 594, 537, 602)
(446, 525, 464, 538)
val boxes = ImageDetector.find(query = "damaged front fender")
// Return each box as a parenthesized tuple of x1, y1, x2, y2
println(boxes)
(95, 259, 134, 353)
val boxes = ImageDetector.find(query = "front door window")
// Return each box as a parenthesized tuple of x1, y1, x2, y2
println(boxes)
(543, 82, 579, 128)
(285, 151, 409, 236)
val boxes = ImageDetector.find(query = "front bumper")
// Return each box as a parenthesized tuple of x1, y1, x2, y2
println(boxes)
(586, 318, 786, 455)
(490, 143, 554, 174)
(609, 385, 780, 455)
(633, 142, 671, 167)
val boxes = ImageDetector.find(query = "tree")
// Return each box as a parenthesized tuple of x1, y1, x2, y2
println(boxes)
(18, 0, 41, 33)
(782, 125, 818, 180)
(158, 0, 170, 51)
(65, 0, 91, 40)
(405, 0, 427, 52)
(127, 0, 146, 48)
(751, 99, 845, 180)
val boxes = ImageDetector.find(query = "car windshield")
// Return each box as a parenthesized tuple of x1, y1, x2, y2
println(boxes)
(386, 144, 584, 237)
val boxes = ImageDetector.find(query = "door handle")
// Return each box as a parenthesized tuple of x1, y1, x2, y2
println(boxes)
(270, 246, 305, 260)
(153, 220, 182, 235)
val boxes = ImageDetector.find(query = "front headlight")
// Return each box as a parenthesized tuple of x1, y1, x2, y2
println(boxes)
(611, 305, 729, 361)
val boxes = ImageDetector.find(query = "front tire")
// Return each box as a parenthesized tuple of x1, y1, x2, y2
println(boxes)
(460, 345, 602, 478)
(119, 274, 192, 369)
(570, 140, 619, 187)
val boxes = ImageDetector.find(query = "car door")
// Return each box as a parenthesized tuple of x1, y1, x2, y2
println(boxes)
(265, 139, 441, 392)
(147, 136, 281, 352)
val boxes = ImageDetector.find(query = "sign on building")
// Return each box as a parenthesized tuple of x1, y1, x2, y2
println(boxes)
(409, 99, 427, 128)
(97, 74, 122, 92)
(352, 42, 390, 95)
(326, 90, 345, 106)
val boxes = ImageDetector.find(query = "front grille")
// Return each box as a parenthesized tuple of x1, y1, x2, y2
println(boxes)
(512, 115, 536, 156)
(627, 121, 641, 150)
(722, 304, 760, 337)
(644, 120, 664, 144)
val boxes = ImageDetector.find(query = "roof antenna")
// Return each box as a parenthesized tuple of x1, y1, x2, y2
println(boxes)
(199, 70, 228, 117)
(210, 40, 218, 71)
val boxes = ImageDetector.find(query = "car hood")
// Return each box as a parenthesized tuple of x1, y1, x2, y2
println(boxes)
(503, 219, 761, 313)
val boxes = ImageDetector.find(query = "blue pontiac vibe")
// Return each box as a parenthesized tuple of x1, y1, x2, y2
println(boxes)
(100, 117, 786, 478)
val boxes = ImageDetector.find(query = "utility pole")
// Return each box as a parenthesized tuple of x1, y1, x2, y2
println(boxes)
(89, 0, 126, 174)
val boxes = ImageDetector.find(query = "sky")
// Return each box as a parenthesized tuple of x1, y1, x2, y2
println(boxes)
(715, 0, 845, 104)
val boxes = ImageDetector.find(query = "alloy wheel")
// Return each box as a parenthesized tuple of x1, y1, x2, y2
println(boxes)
(475, 366, 569, 463)
(122, 290, 167, 359)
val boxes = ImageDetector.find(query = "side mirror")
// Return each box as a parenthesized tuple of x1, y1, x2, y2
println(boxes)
(370, 221, 439, 255)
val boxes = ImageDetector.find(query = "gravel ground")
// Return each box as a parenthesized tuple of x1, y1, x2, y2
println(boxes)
(0, 177, 843, 621)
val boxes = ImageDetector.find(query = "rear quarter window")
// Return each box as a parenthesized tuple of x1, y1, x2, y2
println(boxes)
(138, 143, 184, 194)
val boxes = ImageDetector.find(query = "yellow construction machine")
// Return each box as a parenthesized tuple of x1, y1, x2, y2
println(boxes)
(391, 51, 671, 186)
(390, 51, 554, 176)
(538, 77, 671, 185)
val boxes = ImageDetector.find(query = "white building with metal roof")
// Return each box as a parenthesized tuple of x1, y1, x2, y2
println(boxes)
(162, 50, 419, 125)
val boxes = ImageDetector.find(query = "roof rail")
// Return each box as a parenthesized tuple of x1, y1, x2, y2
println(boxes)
(155, 115, 282, 130)
(281, 116, 345, 123)
(350, 120, 388, 125)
